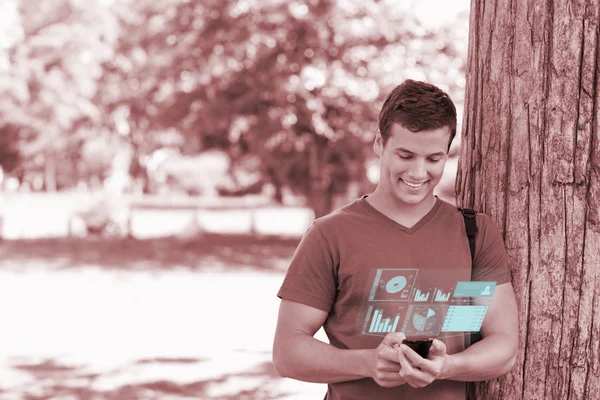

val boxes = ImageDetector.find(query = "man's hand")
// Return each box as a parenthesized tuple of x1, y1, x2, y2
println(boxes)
(367, 332, 407, 388)
(397, 338, 448, 388)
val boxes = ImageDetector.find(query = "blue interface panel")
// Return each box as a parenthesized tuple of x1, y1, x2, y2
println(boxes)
(441, 305, 488, 332)
(453, 281, 496, 297)
(360, 269, 497, 337)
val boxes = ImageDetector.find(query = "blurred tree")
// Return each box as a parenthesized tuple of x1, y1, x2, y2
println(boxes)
(0, 0, 120, 190)
(98, 0, 468, 216)
(457, 0, 600, 399)
(0, 124, 22, 175)
(0, 0, 467, 207)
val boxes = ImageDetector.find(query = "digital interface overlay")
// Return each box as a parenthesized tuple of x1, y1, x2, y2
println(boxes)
(360, 268, 496, 338)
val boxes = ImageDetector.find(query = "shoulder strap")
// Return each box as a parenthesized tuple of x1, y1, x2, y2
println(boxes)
(459, 208, 481, 400)
(459, 207, 482, 352)
(458, 207, 478, 264)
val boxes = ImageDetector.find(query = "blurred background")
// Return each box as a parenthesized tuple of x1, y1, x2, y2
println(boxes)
(0, 0, 469, 398)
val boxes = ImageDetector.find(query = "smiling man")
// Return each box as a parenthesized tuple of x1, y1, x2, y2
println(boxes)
(273, 80, 518, 400)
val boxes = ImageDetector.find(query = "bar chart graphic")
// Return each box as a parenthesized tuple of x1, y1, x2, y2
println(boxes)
(434, 289, 451, 302)
(413, 289, 430, 302)
(365, 308, 401, 333)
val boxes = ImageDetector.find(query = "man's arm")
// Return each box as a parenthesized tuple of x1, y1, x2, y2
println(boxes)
(440, 282, 519, 381)
(272, 299, 406, 386)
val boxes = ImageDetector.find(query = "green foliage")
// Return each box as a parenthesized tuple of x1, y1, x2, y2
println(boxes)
(97, 0, 467, 208)
(0, 0, 122, 188)
(0, 0, 467, 210)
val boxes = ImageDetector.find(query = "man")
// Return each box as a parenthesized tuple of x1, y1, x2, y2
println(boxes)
(273, 79, 518, 400)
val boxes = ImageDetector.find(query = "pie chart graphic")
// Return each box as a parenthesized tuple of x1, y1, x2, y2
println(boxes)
(386, 276, 407, 293)
(412, 308, 437, 331)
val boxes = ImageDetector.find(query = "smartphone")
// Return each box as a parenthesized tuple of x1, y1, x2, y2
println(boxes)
(402, 339, 433, 358)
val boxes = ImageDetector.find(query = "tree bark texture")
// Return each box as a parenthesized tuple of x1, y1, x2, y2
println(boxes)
(457, 0, 600, 399)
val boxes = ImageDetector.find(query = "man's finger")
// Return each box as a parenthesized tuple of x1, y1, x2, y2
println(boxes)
(378, 359, 402, 372)
(401, 344, 440, 375)
(398, 345, 429, 383)
(397, 344, 416, 374)
(428, 339, 447, 358)
(383, 332, 406, 346)
(379, 347, 402, 363)
(401, 344, 426, 369)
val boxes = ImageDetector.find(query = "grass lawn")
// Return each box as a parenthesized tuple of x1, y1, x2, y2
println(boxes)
(0, 234, 300, 273)
(0, 235, 328, 399)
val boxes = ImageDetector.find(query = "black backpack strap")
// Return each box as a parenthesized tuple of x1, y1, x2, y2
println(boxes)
(459, 207, 479, 400)
(459, 209, 480, 343)
(459, 208, 478, 263)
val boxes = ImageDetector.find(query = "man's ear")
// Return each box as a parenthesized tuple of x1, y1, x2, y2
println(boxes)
(373, 130, 383, 157)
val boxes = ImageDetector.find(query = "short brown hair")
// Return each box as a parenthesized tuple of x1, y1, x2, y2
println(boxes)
(378, 79, 457, 149)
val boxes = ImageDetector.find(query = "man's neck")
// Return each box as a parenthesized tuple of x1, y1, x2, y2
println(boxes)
(365, 189, 437, 228)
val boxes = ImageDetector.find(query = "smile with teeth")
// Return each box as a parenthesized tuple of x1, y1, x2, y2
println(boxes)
(400, 179, 428, 188)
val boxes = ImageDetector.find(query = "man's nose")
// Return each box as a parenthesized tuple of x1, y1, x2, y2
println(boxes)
(407, 160, 427, 180)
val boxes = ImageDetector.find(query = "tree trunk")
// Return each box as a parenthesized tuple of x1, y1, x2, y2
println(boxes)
(308, 187, 334, 220)
(307, 139, 334, 219)
(457, 1, 600, 399)
(44, 153, 57, 192)
(266, 165, 284, 204)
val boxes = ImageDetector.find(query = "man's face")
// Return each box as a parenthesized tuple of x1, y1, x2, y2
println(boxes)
(374, 123, 450, 207)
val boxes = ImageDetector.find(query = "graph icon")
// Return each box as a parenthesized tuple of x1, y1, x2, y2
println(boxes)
(414, 289, 430, 302)
(434, 289, 451, 302)
(364, 307, 402, 334)
(401, 305, 448, 337)
(369, 269, 418, 302)
(386, 276, 407, 293)
(412, 308, 437, 331)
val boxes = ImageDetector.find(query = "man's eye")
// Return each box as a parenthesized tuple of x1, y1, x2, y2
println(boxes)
(428, 158, 442, 163)
(398, 155, 412, 160)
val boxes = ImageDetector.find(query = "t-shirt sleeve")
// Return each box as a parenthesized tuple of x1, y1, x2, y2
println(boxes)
(276, 223, 337, 313)
(471, 214, 511, 285)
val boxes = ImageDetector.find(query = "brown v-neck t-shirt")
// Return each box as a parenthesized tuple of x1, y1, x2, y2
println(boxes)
(277, 196, 511, 400)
